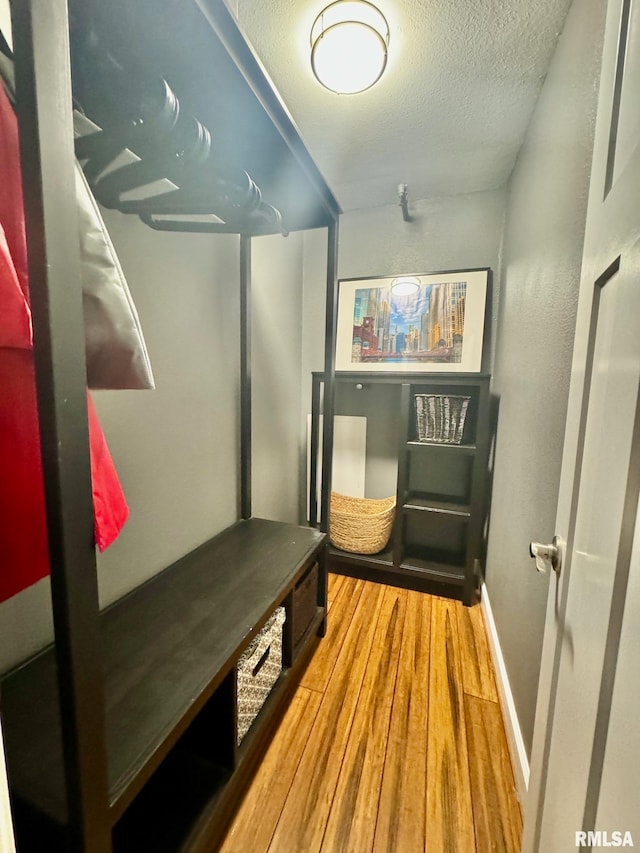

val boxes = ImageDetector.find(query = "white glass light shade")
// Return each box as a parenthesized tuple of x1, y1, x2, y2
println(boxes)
(390, 276, 420, 295)
(311, 1, 389, 94)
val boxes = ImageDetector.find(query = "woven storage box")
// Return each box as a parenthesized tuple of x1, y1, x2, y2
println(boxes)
(237, 606, 285, 744)
(329, 492, 396, 555)
(292, 563, 319, 650)
(415, 394, 470, 444)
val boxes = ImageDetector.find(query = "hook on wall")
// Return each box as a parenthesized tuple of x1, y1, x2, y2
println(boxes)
(398, 183, 413, 222)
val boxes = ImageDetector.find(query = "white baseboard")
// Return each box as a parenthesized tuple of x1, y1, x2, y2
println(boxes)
(480, 583, 530, 802)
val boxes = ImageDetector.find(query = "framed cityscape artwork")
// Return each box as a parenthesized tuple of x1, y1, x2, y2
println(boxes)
(335, 268, 489, 373)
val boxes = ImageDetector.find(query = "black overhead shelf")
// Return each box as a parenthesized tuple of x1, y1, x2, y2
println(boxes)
(1, 519, 326, 831)
(67, 0, 341, 234)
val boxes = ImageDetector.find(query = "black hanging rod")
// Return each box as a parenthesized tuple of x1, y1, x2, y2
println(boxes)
(71, 36, 288, 236)
(140, 207, 289, 236)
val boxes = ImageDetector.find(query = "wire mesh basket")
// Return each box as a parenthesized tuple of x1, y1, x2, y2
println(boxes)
(415, 394, 470, 444)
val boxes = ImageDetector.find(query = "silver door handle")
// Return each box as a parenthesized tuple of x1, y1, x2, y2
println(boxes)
(530, 536, 563, 575)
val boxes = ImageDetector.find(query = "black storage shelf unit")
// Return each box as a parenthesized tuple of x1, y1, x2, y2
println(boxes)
(3, 0, 340, 850)
(312, 372, 492, 605)
(3, 519, 327, 850)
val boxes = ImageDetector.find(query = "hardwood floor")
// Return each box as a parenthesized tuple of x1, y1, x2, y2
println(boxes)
(218, 575, 523, 852)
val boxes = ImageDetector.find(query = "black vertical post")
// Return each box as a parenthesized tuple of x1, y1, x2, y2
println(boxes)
(317, 546, 328, 637)
(309, 372, 321, 527)
(11, 0, 110, 850)
(240, 235, 252, 519)
(393, 383, 411, 567)
(465, 377, 491, 606)
(320, 220, 339, 533)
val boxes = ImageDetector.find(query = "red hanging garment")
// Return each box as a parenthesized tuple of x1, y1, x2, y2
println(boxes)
(0, 84, 128, 603)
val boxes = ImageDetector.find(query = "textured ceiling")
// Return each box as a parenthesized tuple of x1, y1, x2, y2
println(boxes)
(235, 0, 574, 211)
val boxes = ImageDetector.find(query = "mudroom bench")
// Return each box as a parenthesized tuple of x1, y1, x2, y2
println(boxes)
(2, 518, 327, 851)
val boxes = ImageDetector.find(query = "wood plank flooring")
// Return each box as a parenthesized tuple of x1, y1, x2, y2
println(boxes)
(219, 575, 523, 852)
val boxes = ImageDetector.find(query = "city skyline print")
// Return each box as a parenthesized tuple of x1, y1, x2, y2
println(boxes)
(352, 280, 466, 364)
(335, 270, 488, 373)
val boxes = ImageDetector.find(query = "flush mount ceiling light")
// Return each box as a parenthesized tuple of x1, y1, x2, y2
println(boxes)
(390, 276, 420, 295)
(310, 0, 390, 95)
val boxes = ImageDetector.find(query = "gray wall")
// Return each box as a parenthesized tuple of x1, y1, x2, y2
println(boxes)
(337, 190, 504, 276)
(485, 0, 606, 756)
(94, 214, 241, 605)
(333, 190, 506, 498)
(0, 213, 305, 673)
(302, 189, 507, 380)
(252, 231, 305, 523)
(0, 216, 241, 672)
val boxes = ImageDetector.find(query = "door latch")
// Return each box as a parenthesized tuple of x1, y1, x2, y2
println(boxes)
(530, 536, 564, 575)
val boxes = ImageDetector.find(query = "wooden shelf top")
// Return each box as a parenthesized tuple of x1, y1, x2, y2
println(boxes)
(327, 545, 394, 569)
(402, 495, 472, 518)
(314, 371, 491, 384)
(1, 518, 326, 827)
(406, 440, 477, 453)
(400, 554, 465, 585)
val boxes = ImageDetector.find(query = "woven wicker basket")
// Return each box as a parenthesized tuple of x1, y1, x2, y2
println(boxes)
(329, 492, 396, 555)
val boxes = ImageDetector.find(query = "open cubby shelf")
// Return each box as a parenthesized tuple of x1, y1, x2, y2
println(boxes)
(327, 545, 466, 590)
(313, 372, 492, 605)
(112, 750, 231, 852)
(400, 548, 466, 584)
(402, 492, 472, 517)
(2, 519, 327, 850)
(401, 543, 466, 571)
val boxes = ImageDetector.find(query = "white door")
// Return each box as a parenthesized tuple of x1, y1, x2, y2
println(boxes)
(523, 0, 640, 850)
